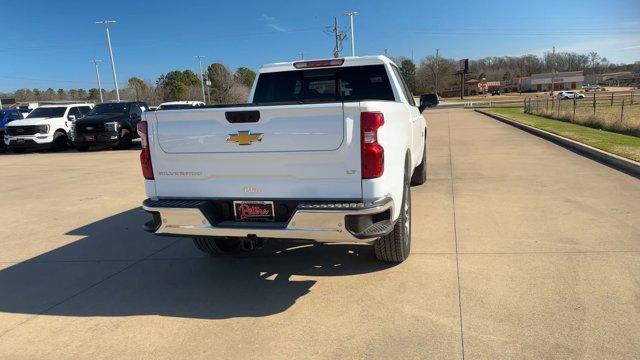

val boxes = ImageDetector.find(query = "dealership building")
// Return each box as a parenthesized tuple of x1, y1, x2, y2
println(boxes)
(521, 71, 584, 92)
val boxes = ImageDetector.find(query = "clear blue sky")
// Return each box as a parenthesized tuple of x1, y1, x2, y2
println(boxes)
(1, 0, 638, 91)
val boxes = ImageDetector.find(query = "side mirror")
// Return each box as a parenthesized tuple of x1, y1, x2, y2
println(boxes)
(68, 115, 76, 121)
(418, 105, 426, 113)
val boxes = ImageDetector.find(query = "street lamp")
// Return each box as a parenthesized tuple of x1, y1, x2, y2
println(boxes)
(345, 11, 358, 56)
(91, 59, 104, 103)
(95, 20, 120, 101)
(195, 56, 206, 103)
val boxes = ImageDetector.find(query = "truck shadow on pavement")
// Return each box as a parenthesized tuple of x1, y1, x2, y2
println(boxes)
(0, 208, 392, 320)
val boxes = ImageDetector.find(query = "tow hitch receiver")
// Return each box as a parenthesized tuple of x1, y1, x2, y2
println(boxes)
(241, 235, 264, 250)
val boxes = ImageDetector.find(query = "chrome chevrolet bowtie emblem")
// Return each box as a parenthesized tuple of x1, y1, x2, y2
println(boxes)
(227, 130, 263, 145)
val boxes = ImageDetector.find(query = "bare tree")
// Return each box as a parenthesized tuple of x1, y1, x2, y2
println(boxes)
(417, 55, 456, 94)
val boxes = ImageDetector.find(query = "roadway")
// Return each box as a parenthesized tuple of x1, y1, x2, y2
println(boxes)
(0, 108, 638, 358)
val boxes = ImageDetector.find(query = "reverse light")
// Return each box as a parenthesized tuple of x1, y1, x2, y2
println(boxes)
(361, 112, 384, 179)
(293, 58, 344, 69)
(137, 121, 154, 180)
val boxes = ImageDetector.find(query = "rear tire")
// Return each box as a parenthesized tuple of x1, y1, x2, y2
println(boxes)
(374, 166, 411, 263)
(193, 237, 241, 255)
(117, 128, 133, 149)
(75, 146, 90, 152)
(411, 138, 427, 186)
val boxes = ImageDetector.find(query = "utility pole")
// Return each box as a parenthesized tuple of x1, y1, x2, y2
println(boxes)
(435, 48, 439, 96)
(91, 59, 104, 103)
(334, 17, 340, 58)
(384, 48, 389, 57)
(195, 55, 206, 103)
(299, 51, 304, 60)
(328, 17, 346, 58)
(345, 11, 358, 56)
(95, 20, 120, 101)
(551, 46, 556, 96)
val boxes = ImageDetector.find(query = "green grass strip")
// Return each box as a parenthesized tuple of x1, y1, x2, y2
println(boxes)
(486, 107, 640, 162)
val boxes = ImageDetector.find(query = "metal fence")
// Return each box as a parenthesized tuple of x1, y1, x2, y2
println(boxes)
(523, 91, 639, 137)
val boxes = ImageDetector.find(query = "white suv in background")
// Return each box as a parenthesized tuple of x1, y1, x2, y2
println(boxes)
(557, 91, 585, 100)
(157, 101, 206, 110)
(4, 103, 94, 153)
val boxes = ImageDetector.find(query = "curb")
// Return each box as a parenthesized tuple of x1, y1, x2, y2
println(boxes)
(475, 109, 640, 178)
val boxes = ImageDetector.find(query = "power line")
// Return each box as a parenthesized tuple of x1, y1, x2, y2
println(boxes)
(0, 75, 92, 84)
(0, 27, 325, 55)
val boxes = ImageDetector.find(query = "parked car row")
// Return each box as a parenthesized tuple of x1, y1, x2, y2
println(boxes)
(1, 100, 211, 153)
(3, 101, 146, 153)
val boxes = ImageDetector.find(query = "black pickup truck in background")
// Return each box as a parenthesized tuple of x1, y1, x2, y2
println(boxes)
(71, 101, 148, 151)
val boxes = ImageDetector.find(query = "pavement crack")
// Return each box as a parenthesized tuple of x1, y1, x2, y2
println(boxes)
(448, 116, 466, 360)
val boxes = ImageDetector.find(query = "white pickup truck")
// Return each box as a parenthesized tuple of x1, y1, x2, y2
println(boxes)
(5, 103, 94, 152)
(139, 56, 427, 262)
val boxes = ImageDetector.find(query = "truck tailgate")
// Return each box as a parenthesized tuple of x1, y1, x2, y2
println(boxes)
(149, 102, 362, 199)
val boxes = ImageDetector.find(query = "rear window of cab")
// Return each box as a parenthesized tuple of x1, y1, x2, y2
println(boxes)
(253, 65, 395, 104)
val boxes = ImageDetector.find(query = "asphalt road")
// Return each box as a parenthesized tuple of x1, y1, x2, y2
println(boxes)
(0, 108, 638, 359)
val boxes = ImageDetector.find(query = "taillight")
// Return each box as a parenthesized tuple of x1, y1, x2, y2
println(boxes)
(361, 112, 384, 179)
(137, 121, 154, 180)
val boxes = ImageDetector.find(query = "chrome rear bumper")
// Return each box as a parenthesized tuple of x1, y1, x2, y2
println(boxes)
(142, 198, 394, 243)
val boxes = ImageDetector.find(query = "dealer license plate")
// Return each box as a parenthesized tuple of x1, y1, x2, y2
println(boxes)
(233, 201, 275, 221)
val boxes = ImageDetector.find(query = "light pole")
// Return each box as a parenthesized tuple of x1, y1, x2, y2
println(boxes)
(435, 48, 439, 96)
(551, 46, 556, 97)
(345, 11, 358, 56)
(91, 59, 104, 103)
(195, 56, 206, 103)
(95, 20, 120, 101)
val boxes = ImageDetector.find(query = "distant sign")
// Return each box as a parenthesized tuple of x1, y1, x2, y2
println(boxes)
(0, 98, 16, 105)
(457, 59, 469, 74)
(478, 81, 500, 89)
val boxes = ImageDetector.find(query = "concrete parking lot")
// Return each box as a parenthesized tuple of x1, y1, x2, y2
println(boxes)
(0, 108, 638, 359)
